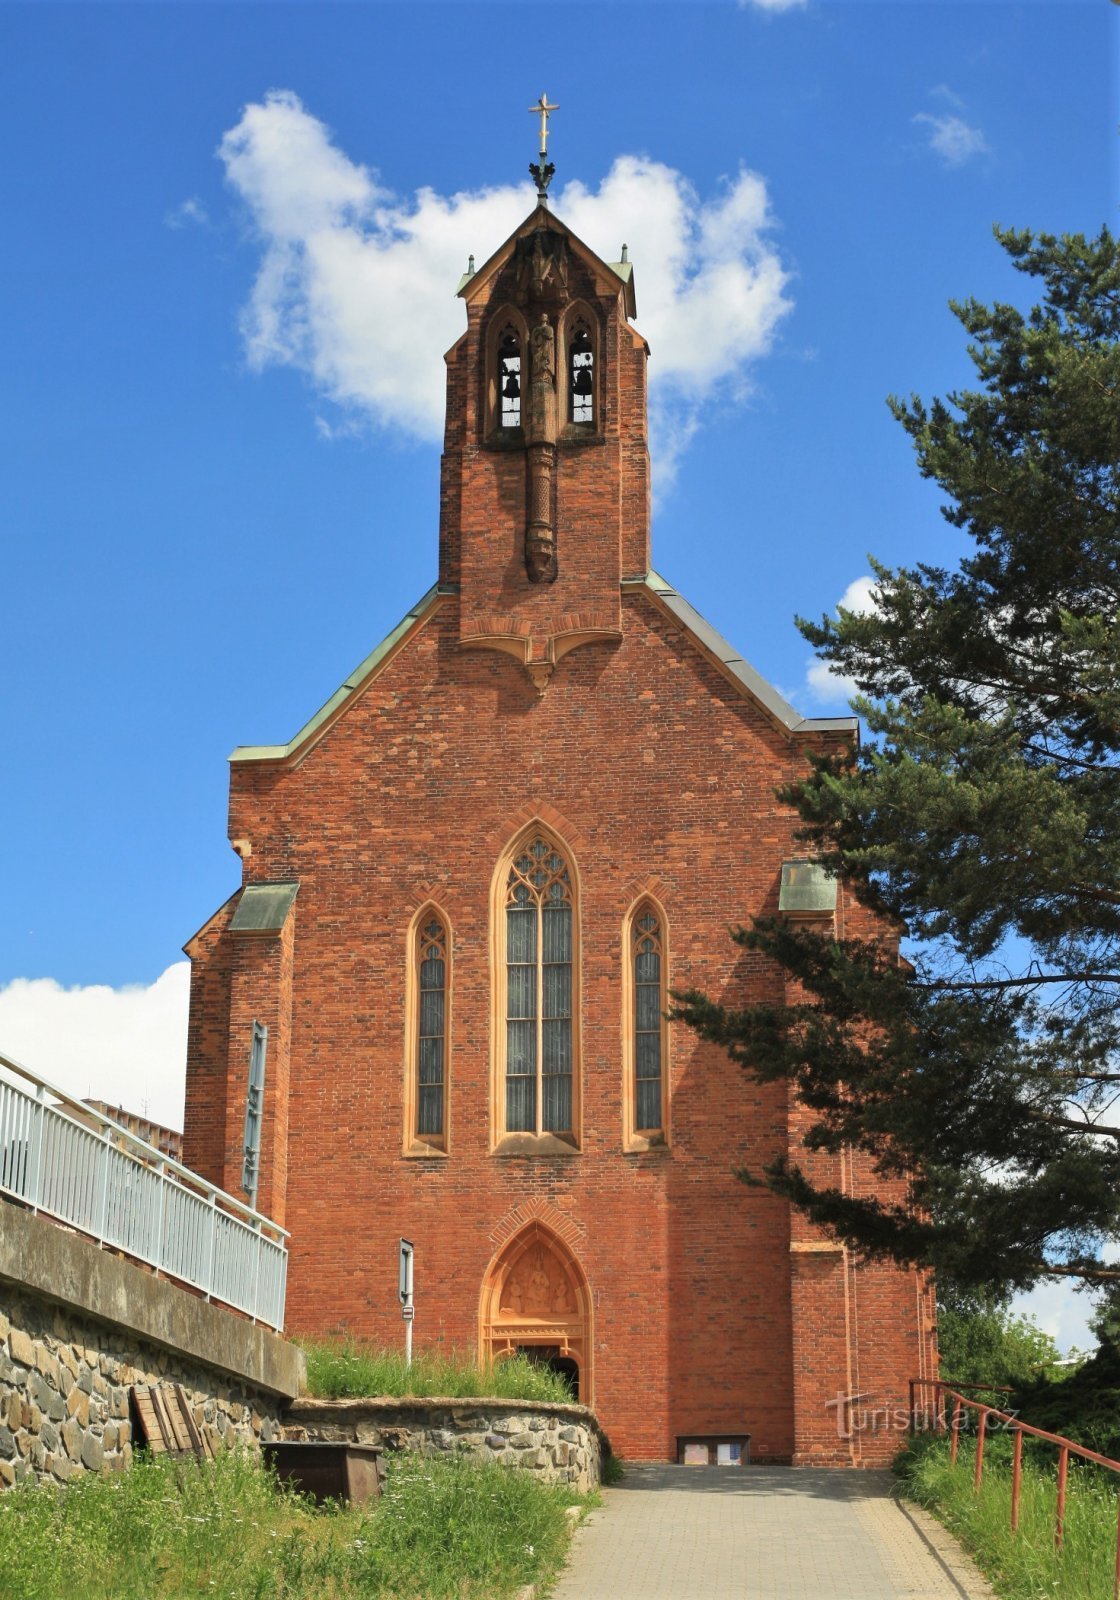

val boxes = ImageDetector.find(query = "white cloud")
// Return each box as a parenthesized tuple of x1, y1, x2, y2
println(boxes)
(914, 111, 989, 168)
(0, 964, 189, 1133)
(803, 574, 878, 707)
(164, 196, 209, 230)
(740, 0, 808, 10)
(1008, 1278, 1098, 1356)
(217, 91, 793, 483)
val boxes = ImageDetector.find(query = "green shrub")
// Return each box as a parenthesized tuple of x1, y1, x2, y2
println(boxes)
(0, 1448, 581, 1599)
(300, 1338, 574, 1404)
(898, 1435, 1118, 1600)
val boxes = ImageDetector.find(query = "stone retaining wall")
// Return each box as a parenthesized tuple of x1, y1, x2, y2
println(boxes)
(0, 1288, 287, 1485)
(0, 1203, 303, 1488)
(285, 1396, 608, 1493)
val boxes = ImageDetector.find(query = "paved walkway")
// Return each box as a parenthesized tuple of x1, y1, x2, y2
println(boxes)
(549, 1465, 994, 1599)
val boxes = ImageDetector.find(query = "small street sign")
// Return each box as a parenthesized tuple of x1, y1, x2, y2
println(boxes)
(401, 1305, 415, 1322)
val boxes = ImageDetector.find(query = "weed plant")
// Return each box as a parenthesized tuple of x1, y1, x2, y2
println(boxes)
(898, 1434, 1119, 1600)
(0, 1448, 581, 1599)
(301, 1339, 574, 1404)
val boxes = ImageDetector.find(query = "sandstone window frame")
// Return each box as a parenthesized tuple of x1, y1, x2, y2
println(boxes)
(621, 896, 670, 1152)
(559, 302, 601, 437)
(402, 904, 452, 1157)
(483, 305, 530, 441)
(490, 826, 582, 1156)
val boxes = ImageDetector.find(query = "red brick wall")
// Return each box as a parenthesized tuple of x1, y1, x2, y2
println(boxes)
(184, 208, 930, 1462)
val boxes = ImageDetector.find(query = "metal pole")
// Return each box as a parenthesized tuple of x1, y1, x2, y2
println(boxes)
(974, 1409, 987, 1491)
(950, 1397, 962, 1466)
(1011, 1427, 1023, 1533)
(1056, 1444, 1068, 1551)
(405, 1311, 413, 1371)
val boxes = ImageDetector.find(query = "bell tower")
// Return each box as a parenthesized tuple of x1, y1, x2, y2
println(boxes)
(438, 117, 649, 692)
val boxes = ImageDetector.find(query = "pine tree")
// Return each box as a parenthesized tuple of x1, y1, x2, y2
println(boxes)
(674, 227, 1120, 1305)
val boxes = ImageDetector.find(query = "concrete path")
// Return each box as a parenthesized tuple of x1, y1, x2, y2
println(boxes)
(548, 1465, 994, 1599)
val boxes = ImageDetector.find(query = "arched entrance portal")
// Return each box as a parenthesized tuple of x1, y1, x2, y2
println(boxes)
(480, 1223, 592, 1405)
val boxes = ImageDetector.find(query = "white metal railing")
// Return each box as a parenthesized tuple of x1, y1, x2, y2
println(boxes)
(0, 1049, 288, 1331)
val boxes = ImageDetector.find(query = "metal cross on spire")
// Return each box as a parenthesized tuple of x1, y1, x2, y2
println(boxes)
(528, 93, 558, 203)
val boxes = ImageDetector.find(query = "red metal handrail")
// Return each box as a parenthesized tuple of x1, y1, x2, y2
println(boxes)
(910, 1377, 1120, 1598)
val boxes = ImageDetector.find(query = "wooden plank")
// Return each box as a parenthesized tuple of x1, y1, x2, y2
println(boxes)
(172, 1386, 208, 1457)
(131, 1387, 168, 1454)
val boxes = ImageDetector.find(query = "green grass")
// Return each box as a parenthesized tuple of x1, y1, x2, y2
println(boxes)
(300, 1339, 575, 1404)
(897, 1434, 1119, 1600)
(0, 1448, 583, 1599)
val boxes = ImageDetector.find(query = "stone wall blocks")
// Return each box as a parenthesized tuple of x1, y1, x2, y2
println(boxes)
(81, 1435, 104, 1473)
(34, 1347, 62, 1390)
(9, 1330, 33, 1368)
(0, 1460, 14, 1486)
(77, 1364, 94, 1395)
(39, 1420, 59, 1453)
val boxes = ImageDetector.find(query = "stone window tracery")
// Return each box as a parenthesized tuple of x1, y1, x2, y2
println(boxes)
(623, 899, 669, 1149)
(416, 917, 448, 1136)
(632, 909, 663, 1132)
(504, 839, 574, 1137)
(404, 910, 450, 1154)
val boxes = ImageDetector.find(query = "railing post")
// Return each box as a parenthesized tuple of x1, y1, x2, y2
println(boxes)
(1055, 1444, 1068, 1551)
(251, 1222, 264, 1325)
(27, 1084, 47, 1212)
(1113, 1491, 1119, 1600)
(1010, 1426, 1023, 1533)
(950, 1396, 962, 1466)
(93, 1125, 112, 1244)
(974, 1409, 987, 1491)
(203, 1191, 217, 1303)
(909, 1379, 916, 1436)
(153, 1160, 166, 1273)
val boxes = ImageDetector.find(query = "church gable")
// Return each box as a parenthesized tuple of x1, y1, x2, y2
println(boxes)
(184, 137, 933, 1465)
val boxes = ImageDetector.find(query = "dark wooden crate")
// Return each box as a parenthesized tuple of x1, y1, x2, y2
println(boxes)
(262, 1441, 383, 1504)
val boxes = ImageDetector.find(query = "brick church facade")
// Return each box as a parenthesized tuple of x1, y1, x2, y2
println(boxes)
(183, 192, 936, 1464)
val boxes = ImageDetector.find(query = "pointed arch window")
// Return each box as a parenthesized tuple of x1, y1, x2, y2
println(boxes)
(624, 901, 669, 1149)
(504, 839, 575, 1137)
(568, 316, 594, 424)
(498, 324, 522, 429)
(405, 912, 449, 1153)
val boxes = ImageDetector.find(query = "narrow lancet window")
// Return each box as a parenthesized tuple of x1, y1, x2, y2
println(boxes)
(416, 917, 447, 1137)
(506, 839, 573, 1134)
(569, 318, 594, 424)
(499, 325, 522, 428)
(633, 909, 663, 1132)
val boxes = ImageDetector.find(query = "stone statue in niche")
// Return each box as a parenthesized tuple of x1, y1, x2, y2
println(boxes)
(528, 315, 558, 444)
(500, 1243, 575, 1319)
(515, 227, 569, 307)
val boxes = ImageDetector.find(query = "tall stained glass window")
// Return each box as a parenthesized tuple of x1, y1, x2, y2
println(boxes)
(416, 917, 447, 1138)
(632, 908, 663, 1133)
(505, 839, 573, 1135)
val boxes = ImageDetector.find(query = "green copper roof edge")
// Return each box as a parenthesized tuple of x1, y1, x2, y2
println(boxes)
(627, 570, 858, 737)
(230, 584, 446, 764)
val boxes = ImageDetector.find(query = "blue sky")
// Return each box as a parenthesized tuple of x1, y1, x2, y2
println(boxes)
(0, 0, 1115, 1345)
